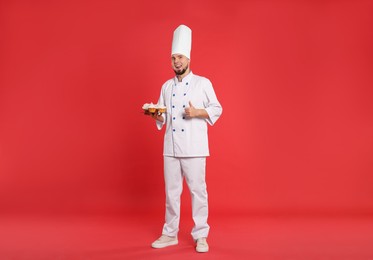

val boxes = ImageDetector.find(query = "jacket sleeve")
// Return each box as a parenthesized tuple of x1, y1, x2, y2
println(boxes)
(203, 80, 223, 126)
(156, 85, 167, 130)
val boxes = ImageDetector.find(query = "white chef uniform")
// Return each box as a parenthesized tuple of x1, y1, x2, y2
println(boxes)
(155, 71, 222, 239)
(155, 24, 222, 240)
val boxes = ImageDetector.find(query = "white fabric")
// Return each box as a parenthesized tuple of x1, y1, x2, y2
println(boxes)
(162, 156, 210, 240)
(171, 25, 192, 59)
(156, 72, 223, 157)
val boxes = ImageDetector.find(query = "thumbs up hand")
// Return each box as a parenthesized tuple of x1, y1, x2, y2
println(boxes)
(184, 101, 197, 118)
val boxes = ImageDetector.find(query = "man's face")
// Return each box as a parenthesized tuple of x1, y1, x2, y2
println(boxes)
(171, 54, 190, 76)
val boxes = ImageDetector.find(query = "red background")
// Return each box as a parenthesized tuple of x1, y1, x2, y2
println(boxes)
(1, 0, 373, 218)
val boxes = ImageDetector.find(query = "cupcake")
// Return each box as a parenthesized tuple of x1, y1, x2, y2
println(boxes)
(148, 103, 156, 113)
(157, 105, 167, 114)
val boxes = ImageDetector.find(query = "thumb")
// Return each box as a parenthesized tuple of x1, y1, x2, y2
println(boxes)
(189, 101, 194, 108)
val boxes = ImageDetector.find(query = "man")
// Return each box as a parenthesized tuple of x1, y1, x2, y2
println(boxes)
(146, 24, 222, 253)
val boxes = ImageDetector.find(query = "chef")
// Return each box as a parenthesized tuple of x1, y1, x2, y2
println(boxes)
(147, 24, 222, 253)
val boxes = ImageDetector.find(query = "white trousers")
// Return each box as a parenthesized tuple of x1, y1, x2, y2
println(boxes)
(162, 156, 210, 240)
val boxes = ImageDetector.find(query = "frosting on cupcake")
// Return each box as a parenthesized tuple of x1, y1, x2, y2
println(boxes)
(142, 102, 166, 112)
(157, 105, 166, 109)
(142, 103, 150, 110)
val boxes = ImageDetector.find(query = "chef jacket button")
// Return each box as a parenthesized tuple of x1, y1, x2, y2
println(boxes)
(183, 93, 186, 96)
(172, 105, 175, 108)
(173, 94, 175, 96)
(183, 105, 185, 108)
(186, 82, 189, 85)
(182, 116, 185, 119)
(182, 129, 184, 132)
(173, 129, 175, 132)
(173, 117, 175, 120)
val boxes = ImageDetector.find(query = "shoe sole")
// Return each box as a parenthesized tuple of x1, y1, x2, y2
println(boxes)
(151, 240, 178, 249)
(196, 246, 209, 253)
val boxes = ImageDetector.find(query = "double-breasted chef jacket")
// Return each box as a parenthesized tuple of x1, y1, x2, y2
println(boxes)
(156, 72, 222, 157)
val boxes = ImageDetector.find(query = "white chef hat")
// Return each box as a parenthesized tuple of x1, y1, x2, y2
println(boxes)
(171, 24, 192, 59)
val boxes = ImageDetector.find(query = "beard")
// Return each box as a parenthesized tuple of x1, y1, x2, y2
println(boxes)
(173, 64, 189, 75)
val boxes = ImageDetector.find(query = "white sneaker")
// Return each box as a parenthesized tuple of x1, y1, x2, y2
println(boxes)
(196, 237, 209, 253)
(151, 235, 178, 248)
